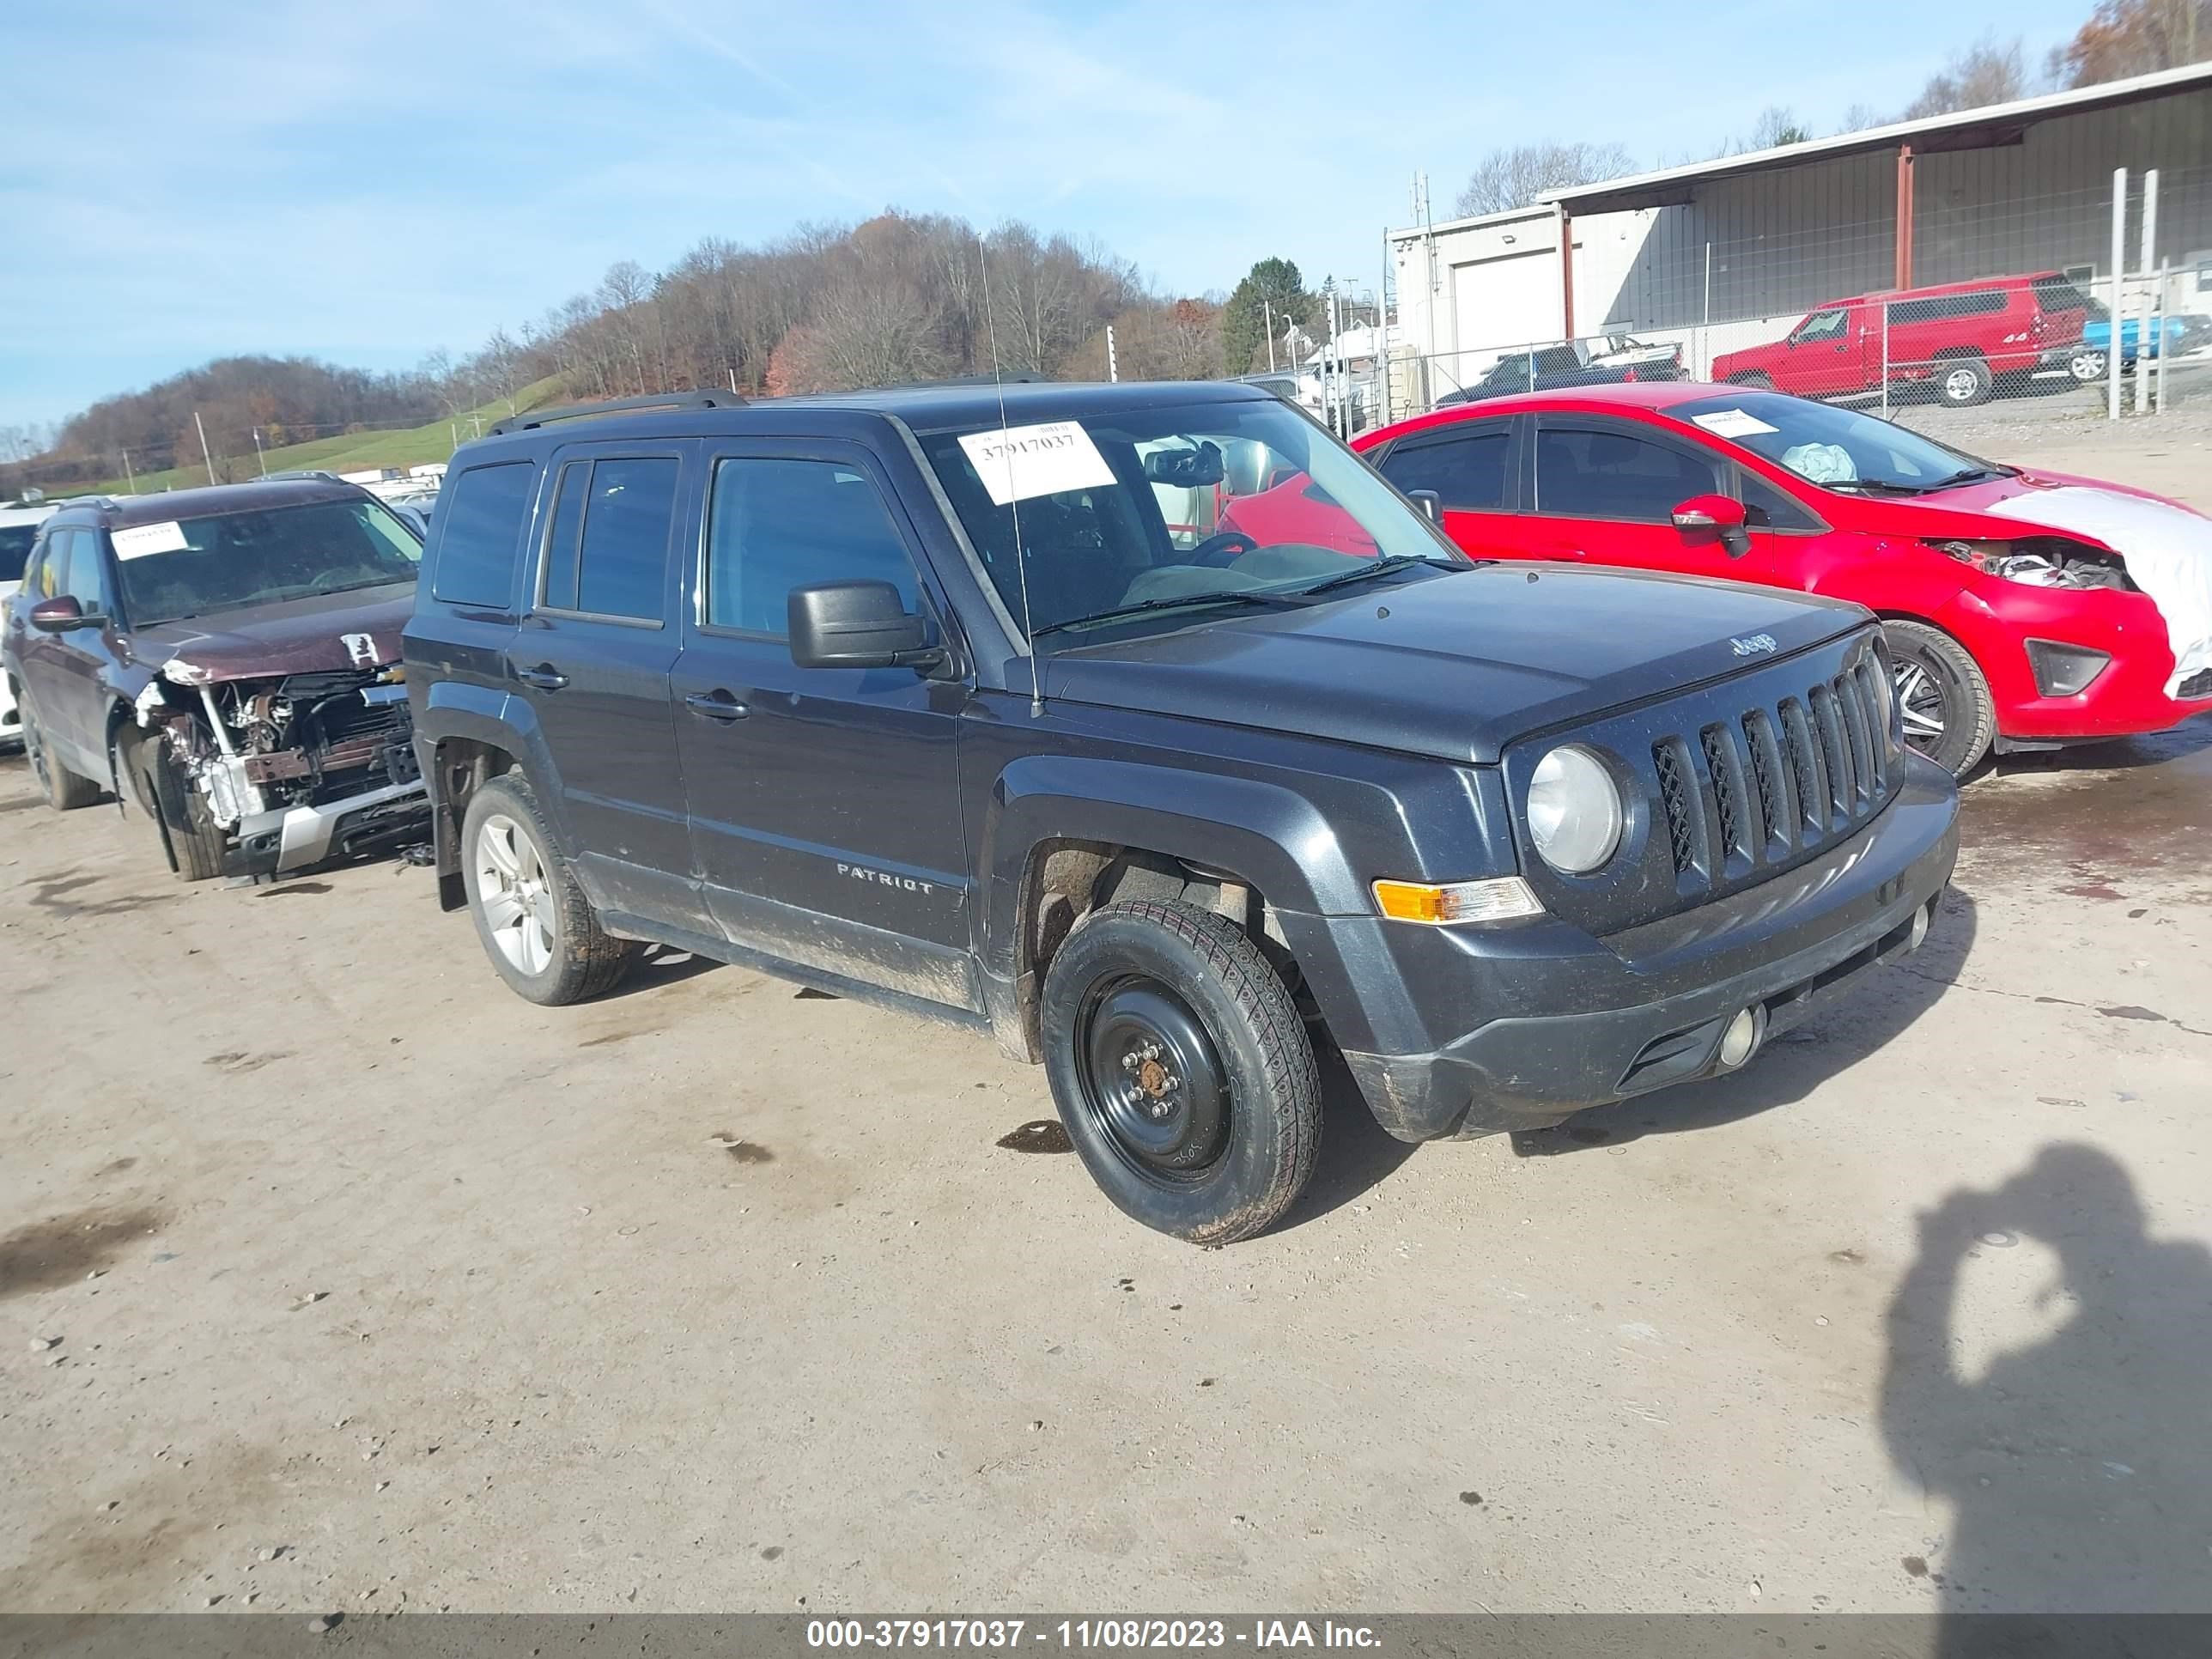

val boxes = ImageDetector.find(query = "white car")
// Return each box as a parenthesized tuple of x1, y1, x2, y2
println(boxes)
(0, 500, 58, 749)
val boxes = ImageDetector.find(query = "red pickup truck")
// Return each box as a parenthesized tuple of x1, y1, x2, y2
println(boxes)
(1711, 271, 2090, 409)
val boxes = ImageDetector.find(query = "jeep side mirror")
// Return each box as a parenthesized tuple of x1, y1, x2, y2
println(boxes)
(1671, 494, 1752, 558)
(787, 580, 941, 672)
(1404, 489, 1442, 523)
(27, 595, 94, 632)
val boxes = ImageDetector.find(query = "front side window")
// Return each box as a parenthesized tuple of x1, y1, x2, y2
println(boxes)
(915, 395, 1460, 641)
(1377, 430, 1511, 512)
(1478, 355, 1532, 393)
(569, 457, 678, 621)
(112, 498, 421, 629)
(1793, 307, 1849, 343)
(61, 532, 113, 612)
(705, 459, 918, 637)
(1534, 426, 1721, 522)
(433, 462, 536, 609)
(26, 531, 70, 599)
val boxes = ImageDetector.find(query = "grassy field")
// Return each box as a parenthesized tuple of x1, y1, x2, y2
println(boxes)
(78, 376, 567, 495)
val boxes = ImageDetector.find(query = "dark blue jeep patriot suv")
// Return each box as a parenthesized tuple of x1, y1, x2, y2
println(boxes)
(403, 380, 1960, 1243)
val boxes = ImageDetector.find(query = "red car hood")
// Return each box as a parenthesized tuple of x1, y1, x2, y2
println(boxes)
(131, 582, 415, 684)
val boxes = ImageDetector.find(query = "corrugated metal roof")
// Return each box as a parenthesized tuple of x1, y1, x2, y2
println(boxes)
(1540, 60, 2212, 216)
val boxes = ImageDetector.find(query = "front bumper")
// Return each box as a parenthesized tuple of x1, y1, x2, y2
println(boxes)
(1325, 758, 1960, 1140)
(225, 779, 429, 878)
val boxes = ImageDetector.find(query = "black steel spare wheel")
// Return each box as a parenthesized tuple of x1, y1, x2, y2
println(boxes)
(1041, 897, 1321, 1245)
(1079, 975, 1231, 1179)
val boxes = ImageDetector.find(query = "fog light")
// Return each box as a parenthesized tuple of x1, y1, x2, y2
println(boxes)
(1717, 1006, 1764, 1069)
(2025, 638, 2112, 698)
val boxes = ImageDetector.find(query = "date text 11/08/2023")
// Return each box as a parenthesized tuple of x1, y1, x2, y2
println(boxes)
(805, 1620, 1382, 1650)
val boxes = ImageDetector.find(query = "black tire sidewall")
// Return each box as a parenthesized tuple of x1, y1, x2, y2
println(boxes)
(1883, 621, 1994, 777)
(1041, 901, 1318, 1244)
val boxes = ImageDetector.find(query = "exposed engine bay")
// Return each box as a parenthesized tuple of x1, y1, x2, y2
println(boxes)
(1929, 535, 2135, 591)
(132, 661, 425, 875)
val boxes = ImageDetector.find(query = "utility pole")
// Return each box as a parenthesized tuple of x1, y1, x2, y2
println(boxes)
(120, 450, 136, 493)
(194, 410, 217, 486)
(1106, 325, 1119, 383)
(252, 428, 267, 475)
(1264, 301, 1276, 372)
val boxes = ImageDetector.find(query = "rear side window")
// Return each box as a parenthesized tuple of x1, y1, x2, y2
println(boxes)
(706, 459, 917, 636)
(433, 461, 538, 608)
(567, 457, 679, 621)
(1377, 431, 1511, 511)
(1890, 289, 2004, 325)
(0, 524, 39, 585)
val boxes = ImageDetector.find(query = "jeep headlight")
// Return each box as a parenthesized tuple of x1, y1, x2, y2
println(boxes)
(1527, 745, 1623, 874)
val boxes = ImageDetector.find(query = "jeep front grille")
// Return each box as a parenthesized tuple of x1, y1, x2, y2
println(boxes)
(1655, 653, 1896, 893)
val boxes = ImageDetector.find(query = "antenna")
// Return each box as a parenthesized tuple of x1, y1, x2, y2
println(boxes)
(975, 233, 1044, 718)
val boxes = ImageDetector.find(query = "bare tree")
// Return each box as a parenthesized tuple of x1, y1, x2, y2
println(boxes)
(2059, 0, 2209, 84)
(1903, 33, 2045, 118)
(1452, 142, 1637, 217)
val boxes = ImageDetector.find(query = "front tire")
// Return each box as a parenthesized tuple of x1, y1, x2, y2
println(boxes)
(1934, 356, 1993, 407)
(1883, 620, 1995, 778)
(22, 705, 101, 811)
(460, 772, 638, 1006)
(139, 738, 225, 881)
(1041, 898, 1321, 1245)
(1729, 372, 1777, 391)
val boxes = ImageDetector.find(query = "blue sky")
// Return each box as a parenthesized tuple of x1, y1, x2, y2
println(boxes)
(1, 0, 2093, 433)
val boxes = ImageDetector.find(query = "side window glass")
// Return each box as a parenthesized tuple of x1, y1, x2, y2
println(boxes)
(1534, 426, 1722, 522)
(29, 532, 70, 599)
(707, 459, 918, 637)
(574, 458, 679, 621)
(433, 462, 538, 608)
(1795, 308, 1847, 343)
(1379, 431, 1510, 512)
(63, 532, 112, 611)
(1739, 471, 1815, 531)
(538, 462, 590, 611)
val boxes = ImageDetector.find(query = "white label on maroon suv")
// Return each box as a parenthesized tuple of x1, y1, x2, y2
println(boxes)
(957, 421, 1115, 507)
(112, 520, 191, 559)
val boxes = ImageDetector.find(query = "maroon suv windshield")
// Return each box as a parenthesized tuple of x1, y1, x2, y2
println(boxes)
(113, 498, 422, 626)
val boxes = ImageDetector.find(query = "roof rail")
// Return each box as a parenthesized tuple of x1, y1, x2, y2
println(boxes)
(261, 469, 342, 483)
(487, 391, 744, 436)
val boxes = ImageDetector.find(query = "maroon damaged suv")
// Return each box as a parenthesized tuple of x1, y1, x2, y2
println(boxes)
(0, 477, 429, 880)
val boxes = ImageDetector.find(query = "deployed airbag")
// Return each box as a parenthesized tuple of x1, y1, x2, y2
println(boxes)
(1982, 486, 2212, 698)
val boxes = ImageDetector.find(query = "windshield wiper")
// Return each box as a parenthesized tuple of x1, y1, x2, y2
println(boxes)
(1294, 553, 1462, 597)
(1029, 589, 1302, 641)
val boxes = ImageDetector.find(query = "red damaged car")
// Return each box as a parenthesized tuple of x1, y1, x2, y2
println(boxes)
(1353, 385, 2212, 775)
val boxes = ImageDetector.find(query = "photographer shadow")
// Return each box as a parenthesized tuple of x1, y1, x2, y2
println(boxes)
(1510, 886, 1978, 1156)
(1881, 1144, 2212, 1645)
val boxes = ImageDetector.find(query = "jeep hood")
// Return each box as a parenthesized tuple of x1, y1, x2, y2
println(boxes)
(129, 582, 415, 684)
(1037, 564, 1866, 765)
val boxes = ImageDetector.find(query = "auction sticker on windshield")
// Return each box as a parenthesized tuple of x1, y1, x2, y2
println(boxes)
(957, 421, 1115, 507)
(112, 520, 191, 559)
(1690, 409, 1781, 440)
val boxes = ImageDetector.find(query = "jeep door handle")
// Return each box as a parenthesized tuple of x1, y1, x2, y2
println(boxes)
(514, 664, 568, 691)
(684, 689, 749, 721)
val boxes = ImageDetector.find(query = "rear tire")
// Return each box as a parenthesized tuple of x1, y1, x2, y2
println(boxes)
(460, 772, 638, 1006)
(1934, 356, 1993, 408)
(23, 705, 101, 811)
(1041, 898, 1321, 1246)
(1883, 620, 1995, 778)
(1729, 372, 1777, 391)
(2069, 348, 2107, 383)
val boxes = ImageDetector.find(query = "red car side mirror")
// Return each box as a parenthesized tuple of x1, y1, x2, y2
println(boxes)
(27, 595, 89, 632)
(1671, 494, 1753, 559)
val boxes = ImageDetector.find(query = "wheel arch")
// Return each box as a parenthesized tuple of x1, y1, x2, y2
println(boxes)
(417, 684, 559, 911)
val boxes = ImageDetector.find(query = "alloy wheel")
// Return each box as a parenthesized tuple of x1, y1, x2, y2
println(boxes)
(1893, 657, 1949, 757)
(475, 812, 557, 976)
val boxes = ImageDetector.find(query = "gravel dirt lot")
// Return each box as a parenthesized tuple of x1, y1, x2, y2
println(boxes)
(3, 428, 2207, 1620)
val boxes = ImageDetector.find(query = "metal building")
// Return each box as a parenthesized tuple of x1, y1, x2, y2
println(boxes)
(1390, 61, 2212, 402)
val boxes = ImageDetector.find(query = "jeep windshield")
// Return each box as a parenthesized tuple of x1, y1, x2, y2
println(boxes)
(915, 395, 1462, 641)
(1668, 391, 2014, 493)
(113, 497, 423, 628)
